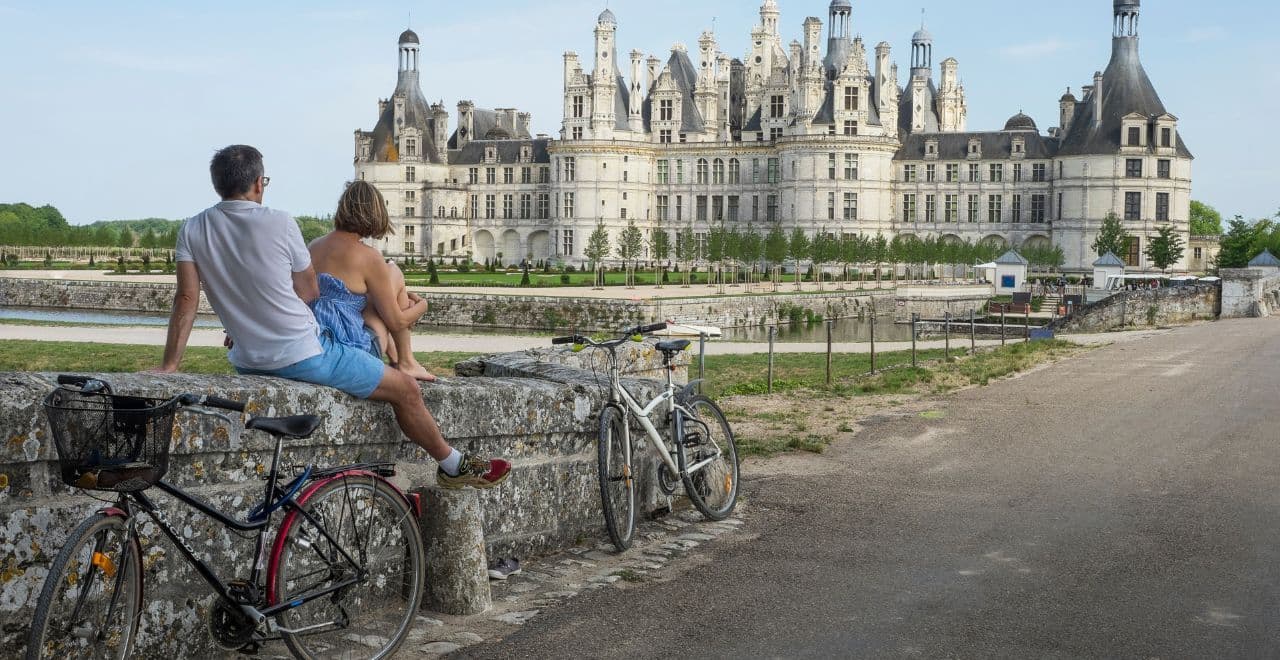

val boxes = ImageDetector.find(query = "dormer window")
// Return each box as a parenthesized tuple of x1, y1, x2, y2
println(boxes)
(1160, 127, 1172, 148)
(520, 145, 532, 162)
(968, 139, 981, 158)
(925, 140, 938, 158)
(405, 138, 417, 157)
(844, 87, 859, 112)
(485, 147, 497, 162)
(1127, 126, 1142, 147)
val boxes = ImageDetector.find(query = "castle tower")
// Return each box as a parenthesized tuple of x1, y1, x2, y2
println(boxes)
(760, 0, 779, 36)
(591, 9, 619, 138)
(909, 24, 933, 132)
(824, 0, 852, 78)
(1114, 0, 1140, 38)
(398, 29, 419, 75)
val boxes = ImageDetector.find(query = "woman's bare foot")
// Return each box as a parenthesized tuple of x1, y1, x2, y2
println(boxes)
(397, 360, 437, 383)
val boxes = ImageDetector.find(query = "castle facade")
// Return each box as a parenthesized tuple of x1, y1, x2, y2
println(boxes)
(353, 0, 1191, 271)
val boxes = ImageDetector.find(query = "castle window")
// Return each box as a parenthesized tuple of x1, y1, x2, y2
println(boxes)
(563, 157, 576, 182)
(770, 95, 785, 118)
(359, 171, 366, 180)
(657, 160, 669, 184)
(844, 87, 859, 112)
(404, 242, 415, 254)
(903, 194, 917, 221)
(944, 194, 958, 223)
(766, 195, 778, 222)
(752, 159, 761, 183)
(1157, 159, 1171, 179)
(843, 193, 858, 221)
(503, 194, 513, 219)
(903, 164, 917, 182)
(712, 196, 724, 221)
(405, 138, 417, 157)
(657, 195, 669, 221)
(470, 195, 477, 218)
(562, 229, 574, 256)
(680, 133, 688, 143)
(969, 163, 981, 182)
(844, 154, 858, 180)
(677, 160, 684, 183)
(1156, 193, 1170, 222)
(926, 164, 936, 182)
(485, 147, 497, 161)
(828, 153, 837, 180)
(485, 195, 495, 219)
(405, 226, 415, 237)
(563, 192, 575, 219)
(1012, 194, 1022, 223)
(659, 99, 674, 121)
(1161, 128, 1172, 148)
(767, 158, 779, 184)
(572, 127, 583, 140)
(468, 168, 479, 184)
(1013, 163, 1023, 182)
(1127, 126, 1142, 147)
(728, 196, 739, 222)
(770, 127, 783, 141)
(989, 163, 1004, 182)
(438, 206, 445, 217)
(967, 194, 980, 223)
(696, 196, 707, 221)
(1126, 159, 1143, 178)
(1031, 194, 1047, 223)
(728, 159, 741, 184)
(659, 129, 672, 143)
(1032, 163, 1047, 182)
(486, 167, 496, 184)
(405, 207, 415, 218)
(924, 195, 937, 223)
(521, 167, 532, 184)
(537, 194, 549, 219)
(504, 167, 514, 184)
(405, 190, 416, 201)
(405, 166, 416, 183)
(988, 195, 1003, 223)
(828, 192, 836, 220)
(1124, 192, 1141, 221)
(843, 121, 858, 136)
(573, 96, 585, 118)
(946, 164, 959, 183)
(451, 206, 458, 218)
(540, 167, 551, 183)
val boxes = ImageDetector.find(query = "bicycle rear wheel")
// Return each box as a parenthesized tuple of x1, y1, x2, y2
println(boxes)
(271, 475, 424, 660)
(678, 396, 740, 521)
(598, 405, 636, 552)
(26, 512, 142, 660)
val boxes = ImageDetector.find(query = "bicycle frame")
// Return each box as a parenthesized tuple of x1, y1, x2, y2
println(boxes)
(605, 349, 721, 479)
(109, 429, 378, 632)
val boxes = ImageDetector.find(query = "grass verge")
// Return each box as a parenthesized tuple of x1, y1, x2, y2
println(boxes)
(0, 340, 480, 377)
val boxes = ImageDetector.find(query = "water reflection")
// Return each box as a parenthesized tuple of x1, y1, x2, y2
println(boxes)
(0, 307, 223, 328)
(721, 317, 915, 344)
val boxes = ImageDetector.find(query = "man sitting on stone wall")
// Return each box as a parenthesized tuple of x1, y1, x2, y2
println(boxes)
(152, 144, 510, 489)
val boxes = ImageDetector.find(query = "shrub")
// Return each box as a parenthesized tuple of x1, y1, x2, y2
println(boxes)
(457, 260, 471, 274)
(560, 273, 571, 285)
(43, 252, 53, 267)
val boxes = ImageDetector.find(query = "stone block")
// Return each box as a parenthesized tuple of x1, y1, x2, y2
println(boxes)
(418, 487, 491, 615)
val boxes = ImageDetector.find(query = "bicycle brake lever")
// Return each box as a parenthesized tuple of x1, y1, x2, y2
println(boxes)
(182, 405, 242, 429)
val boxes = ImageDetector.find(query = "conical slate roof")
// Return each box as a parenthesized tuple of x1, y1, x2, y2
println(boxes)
(1058, 37, 1191, 158)
(995, 249, 1029, 266)
(1248, 250, 1280, 268)
(1093, 252, 1126, 267)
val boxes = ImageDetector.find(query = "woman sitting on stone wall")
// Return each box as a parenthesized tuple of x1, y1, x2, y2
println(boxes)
(307, 181, 435, 381)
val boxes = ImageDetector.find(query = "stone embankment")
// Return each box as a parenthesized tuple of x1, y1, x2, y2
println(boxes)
(1051, 284, 1219, 333)
(0, 276, 988, 332)
(0, 342, 686, 656)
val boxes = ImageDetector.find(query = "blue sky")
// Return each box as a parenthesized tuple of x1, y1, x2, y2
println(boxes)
(0, 0, 1273, 224)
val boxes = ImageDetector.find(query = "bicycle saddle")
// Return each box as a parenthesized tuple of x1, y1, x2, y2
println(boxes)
(656, 339, 691, 353)
(246, 415, 321, 439)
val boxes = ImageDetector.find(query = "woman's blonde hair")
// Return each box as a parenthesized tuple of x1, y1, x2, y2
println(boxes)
(334, 180, 394, 239)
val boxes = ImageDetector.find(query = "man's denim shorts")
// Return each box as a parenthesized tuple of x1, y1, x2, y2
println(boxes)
(237, 331, 385, 399)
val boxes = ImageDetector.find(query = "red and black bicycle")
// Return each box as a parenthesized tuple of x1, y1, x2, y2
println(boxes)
(25, 375, 425, 659)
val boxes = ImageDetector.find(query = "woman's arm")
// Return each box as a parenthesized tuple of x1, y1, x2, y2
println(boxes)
(364, 253, 426, 332)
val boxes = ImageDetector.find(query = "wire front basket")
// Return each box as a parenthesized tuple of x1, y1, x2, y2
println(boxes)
(43, 388, 177, 492)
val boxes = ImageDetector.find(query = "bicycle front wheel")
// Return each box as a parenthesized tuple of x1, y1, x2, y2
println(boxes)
(679, 396, 740, 521)
(598, 405, 636, 552)
(272, 475, 424, 660)
(26, 512, 142, 660)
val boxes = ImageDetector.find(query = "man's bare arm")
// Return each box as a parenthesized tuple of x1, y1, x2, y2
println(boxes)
(152, 261, 201, 373)
(292, 265, 319, 304)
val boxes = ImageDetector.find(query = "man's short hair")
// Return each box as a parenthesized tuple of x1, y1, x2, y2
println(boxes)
(210, 145, 264, 199)
(334, 180, 393, 239)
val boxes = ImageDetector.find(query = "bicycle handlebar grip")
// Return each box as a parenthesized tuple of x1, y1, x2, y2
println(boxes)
(57, 374, 109, 394)
(635, 322, 669, 335)
(203, 396, 247, 413)
(551, 336, 576, 345)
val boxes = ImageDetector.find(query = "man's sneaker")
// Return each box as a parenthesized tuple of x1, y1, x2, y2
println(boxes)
(438, 454, 512, 490)
(487, 558, 521, 580)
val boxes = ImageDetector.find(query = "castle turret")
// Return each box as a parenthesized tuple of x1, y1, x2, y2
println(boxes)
(824, 0, 852, 78)
(591, 9, 618, 138)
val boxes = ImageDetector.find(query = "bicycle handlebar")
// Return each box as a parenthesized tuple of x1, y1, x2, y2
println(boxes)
(178, 394, 247, 413)
(551, 321, 670, 348)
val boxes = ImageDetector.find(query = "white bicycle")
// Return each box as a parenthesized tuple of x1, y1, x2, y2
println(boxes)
(553, 323, 740, 552)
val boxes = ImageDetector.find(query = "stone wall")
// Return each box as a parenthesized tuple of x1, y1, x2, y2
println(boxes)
(1051, 284, 1219, 333)
(0, 343, 687, 657)
(1220, 269, 1280, 318)
(0, 276, 897, 332)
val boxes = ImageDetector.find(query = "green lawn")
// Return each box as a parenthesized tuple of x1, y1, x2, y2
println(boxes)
(0, 341, 479, 378)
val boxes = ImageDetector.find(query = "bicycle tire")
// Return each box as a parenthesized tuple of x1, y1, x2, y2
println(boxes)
(26, 512, 142, 660)
(597, 405, 636, 552)
(271, 475, 424, 660)
(678, 396, 740, 521)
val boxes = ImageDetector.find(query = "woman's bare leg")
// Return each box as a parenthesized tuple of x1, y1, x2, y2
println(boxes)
(383, 261, 435, 382)
(362, 306, 394, 363)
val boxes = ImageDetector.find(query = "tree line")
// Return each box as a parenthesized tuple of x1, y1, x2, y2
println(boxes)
(585, 220, 1066, 279)
(0, 203, 333, 250)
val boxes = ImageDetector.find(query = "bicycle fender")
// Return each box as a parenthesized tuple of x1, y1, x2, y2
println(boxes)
(265, 470, 416, 606)
(676, 380, 705, 404)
